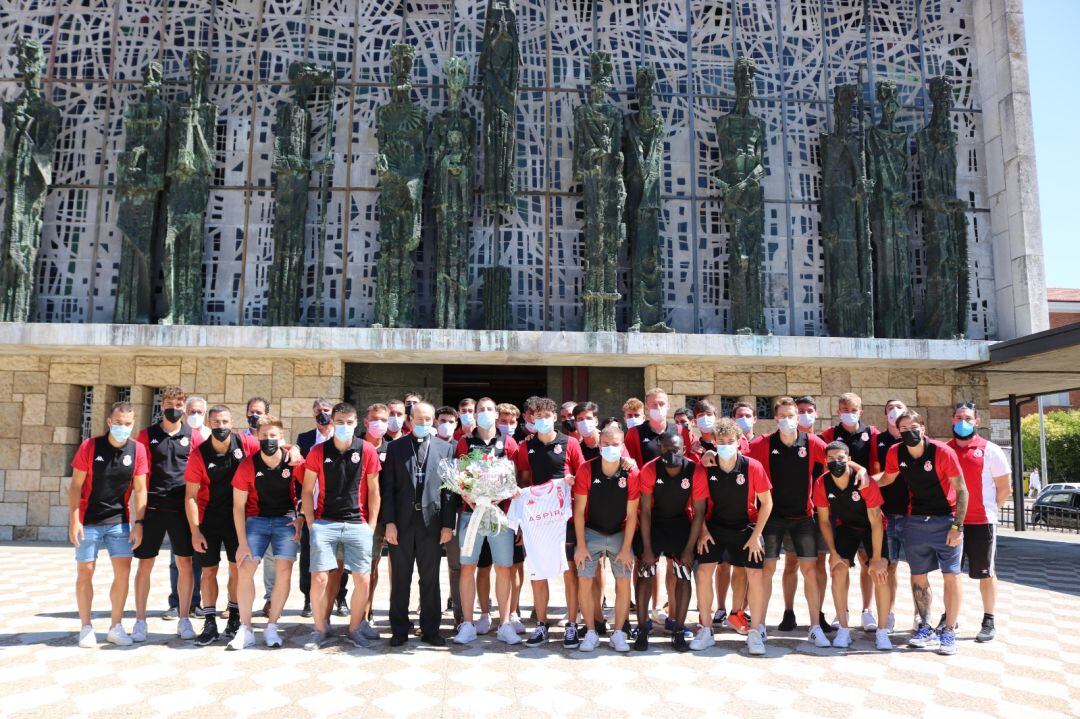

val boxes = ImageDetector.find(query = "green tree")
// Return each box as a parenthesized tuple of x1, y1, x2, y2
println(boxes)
(1020, 409, 1080, 482)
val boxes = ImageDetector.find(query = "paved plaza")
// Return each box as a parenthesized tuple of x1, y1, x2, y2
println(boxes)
(1, 530, 1078, 719)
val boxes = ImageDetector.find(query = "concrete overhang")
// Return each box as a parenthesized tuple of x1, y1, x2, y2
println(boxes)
(961, 321, 1080, 401)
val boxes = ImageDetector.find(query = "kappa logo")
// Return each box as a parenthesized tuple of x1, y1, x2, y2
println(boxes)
(150, 438, 159, 445)
(95, 456, 104, 462)
(771, 449, 780, 455)
(256, 471, 264, 477)
(878, 442, 886, 447)
(324, 458, 333, 464)
(924, 461, 933, 472)
(828, 493, 836, 499)
(899, 461, 908, 467)
(593, 478, 602, 484)
(207, 462, 216, 469)
(529, 449, 536, 454)
(656, 477, 664, 485)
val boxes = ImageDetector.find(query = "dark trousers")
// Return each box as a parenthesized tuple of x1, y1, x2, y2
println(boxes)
(388, 512, 442, 638)
(168, 549, 202, 609)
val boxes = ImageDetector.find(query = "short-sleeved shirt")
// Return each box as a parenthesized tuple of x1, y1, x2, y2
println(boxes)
(703, 455, 771, 528)
(884, 439, 963, 516)
(812, 469, 885, 530)
(638, 457, 707, 524)
(456, 432, 518, 461)
(624, 421, 693, 467)
(233, 451, 297, 518)
(820, 422, 881, 474)
(947, 435, 1010, 525)
(875, 432, 908, 515)
(515, 433, 585, 487)
(304, 438, 381, 523)
(573, 458, 640, 535)
(137, 423, 204, 512)
(185, 433, 259, 524)
(71, 436, 149, 525)
(747, 431, 827, 520)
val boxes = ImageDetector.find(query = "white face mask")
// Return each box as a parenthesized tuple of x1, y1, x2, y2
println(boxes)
(497, 422, 516, 436)
(887, 407, 904, 425)
(840, 411, 860, 426)
(625, 415, 643, 428)
(778, 417, 799, 433)
(186, 413, 205, 430)
(798, 411, 816, 428)
(437, 421, 456, 439)
(576, 419, 597, 436)
(648, 407, 666, 423)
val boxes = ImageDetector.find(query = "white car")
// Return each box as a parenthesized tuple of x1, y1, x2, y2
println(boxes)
(1038, 482, 1080, 497)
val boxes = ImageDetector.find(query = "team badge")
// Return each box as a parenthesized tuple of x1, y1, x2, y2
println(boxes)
(924, 461, 933, 472)
(233, 448, 243, 460)
(851, 491, 861, 502)
(860, 432, 869, 442)
(180, 436, 189, 447)
(379, 452, 386, 462)
(736, 474, 745, 485)
(798, 447, 807, 458)
(496, 441, 504, 451)
(680, 478, 690, 490)
(122, 455, 132, 467)
(282, 468, 291, 478)
(973, 448, 984, 458)
(351, 452, 360, 464)
(618, 477, 627, 489)
(554, 444, 563, 455)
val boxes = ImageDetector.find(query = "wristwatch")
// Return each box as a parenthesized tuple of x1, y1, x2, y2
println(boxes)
(134, 519, 145, 525)
(950, 523, 963, 533)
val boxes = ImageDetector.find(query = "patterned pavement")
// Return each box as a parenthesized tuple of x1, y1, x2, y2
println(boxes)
(1, 529, 1079, 719)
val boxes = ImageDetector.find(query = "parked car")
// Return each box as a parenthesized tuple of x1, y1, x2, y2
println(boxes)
(1037, 483, 1080, 498)
(1031, 489, 1080, 529)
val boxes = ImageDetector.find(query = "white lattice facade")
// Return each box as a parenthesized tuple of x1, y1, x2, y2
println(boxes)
(0, 0, 1043, 338)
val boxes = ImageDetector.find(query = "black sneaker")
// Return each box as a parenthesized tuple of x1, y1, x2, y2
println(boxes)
(525, 623, 548, 647)
(778, 609, 797, 632)
(222, 611, 241, 640)
(671, 632, 689, 653)
(334, 599, 349, 617)
(633, 627, 649, 651)
(563, 623, 580, 649)
(595, 619, 609, 637)
(621, 619, 632, 635)
(300, 598, 312, 619)
(189, 604, 202, 619)
(819, 612, 836, 635)
(195, 615, 219, 646)
(935, 613, 957, 633)
(976, 618, 995, 643)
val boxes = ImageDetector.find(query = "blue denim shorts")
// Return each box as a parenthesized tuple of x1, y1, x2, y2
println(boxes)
(246, 516, 299, 563)
(310, 519, 373, 574)
(885, 514, 907, 563)
(578, 527, 633, 579)
(458, 512, 515, 567)
(75, 523, 133, 563)
(904, 515, 962, 575)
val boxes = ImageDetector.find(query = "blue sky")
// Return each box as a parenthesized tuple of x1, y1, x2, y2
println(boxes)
(1026, 1, 1078, 289)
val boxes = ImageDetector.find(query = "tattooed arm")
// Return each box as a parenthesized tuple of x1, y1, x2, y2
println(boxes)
(947, 473, 968, 548)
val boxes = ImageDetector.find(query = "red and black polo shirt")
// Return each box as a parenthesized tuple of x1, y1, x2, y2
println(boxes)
(573, 458, 640, 535)
(137, 423, 203, 512)
(703, 454, 772, 528)
(71, 435, 149, 525)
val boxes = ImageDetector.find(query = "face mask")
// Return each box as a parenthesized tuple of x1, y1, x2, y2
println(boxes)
(525, 420, 537, 434)
(247, 414, 261, 430)
(412, 422, 432, 439)
(211, 427, 232, 442)
(260, 438, 279, 456)
(561, 419, 576, 435)
(497, 423, 516, 437)
(387, 416, 403, 433)
(186, 413, 205, 430)
(460, 412, 475, 428)
(798, 412, 816, 428)
(901, 428, 922, 447)
(828, 460, 848, 478)
(600, 445, 622, 463)
(315, 411, 331, 426)
(625, 415, 643, 429)
(735, 416, 754, 433)
(777, 417, 799, 433)
(887, 407, 904, 425)
(109, 424, 132, 443)
(437, 421, 456, 439)
(576, 419, 597, 436)
(366, 420, 388, 439)
(533, 417, 555, 435)
(696, 415, 716, 432)
(648, 408, 666, 423)
(952, 419, 975, 439)
(163, 407, 184, 424)
(476, 410, 497, 430)
(715, 443, 737, 461)
(334, 424, 355, 442)
(404, 402, 415, 416)
(661, 451, 683, 468)
(839, 412, 859, 426)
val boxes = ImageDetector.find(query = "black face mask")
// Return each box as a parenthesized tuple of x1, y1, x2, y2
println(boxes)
(163, 408, 184, 424)
(315, 411, 332, 426)
(661, 451, 684, 468)
(561, 419, 576, 434)
(211, 427, 232, 442)
(247, 414, 261, 430)
(828, 460, 848, 478)
(901, 429, 922, 447)
(260, 438, 279, 456)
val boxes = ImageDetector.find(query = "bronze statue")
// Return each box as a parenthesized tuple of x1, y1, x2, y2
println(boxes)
(158, 50, 217, 326)
(714, 57, 767, 335)
(820, 83, 874, 338)
(432, 57, 475, 330)
(918, 76, 969, 339)
(624, 65, 672, 333)
(574, 51, 625, 333)
(0, 38, 59, 322)
(867, 80, 914, 338)
(373, 43, 427, 328)
(480, 0, 519, 214)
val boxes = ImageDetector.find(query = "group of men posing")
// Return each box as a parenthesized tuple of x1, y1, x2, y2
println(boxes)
(68, 383, 1010, 657)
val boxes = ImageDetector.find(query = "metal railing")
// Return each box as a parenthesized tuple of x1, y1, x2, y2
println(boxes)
(1000, 501, 1080, 534)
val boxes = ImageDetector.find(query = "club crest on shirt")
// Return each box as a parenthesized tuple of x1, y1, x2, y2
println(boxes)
(736, 474, 745, 485)
(973, 448, 984, 458)
(233, 448, 244, 460)
(680, 478, 690, 490)
(496, 441, 504, 451)
(379, 452, 386, 462)
(554, 444, 563, 455)
(351, 452, 361, 464)
(122, 455, 132, 466)
(860, 432, 869, 442)
(282, 468, 290, 478)
(851, 491, 861, 502)
(798, 447, 807, 458)
(924, 461, 933, 472)
(180, 436, 190, 447)
(618, 477, 627, 489)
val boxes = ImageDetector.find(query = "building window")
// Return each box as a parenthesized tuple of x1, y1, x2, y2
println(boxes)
(719, 396, 736, 417)
(115, 386, 131, 404)
(80, 386, 94, 441)
(151, 387, 164, 424)
(756, 396, 771, 419)
(683, 397, 704, 414)
(1043, 392, 1072, 407)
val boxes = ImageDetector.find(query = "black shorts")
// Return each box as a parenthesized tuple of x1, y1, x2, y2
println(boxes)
(197, 518, 238, 566)
(697, 523, 764, 569)
(833, 524, 877, 564)
(478, 540, 493, 569)
(514, 543, 525, 564)
(962, 523, 996, 579)
(764, 516, 817, 560)
(134, 508, 193, 560)
(632, 518, 692, 559)
(565, 523, 576, 563)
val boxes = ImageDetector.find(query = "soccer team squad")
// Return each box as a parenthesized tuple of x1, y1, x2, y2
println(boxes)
(69, 384, 1009, 657)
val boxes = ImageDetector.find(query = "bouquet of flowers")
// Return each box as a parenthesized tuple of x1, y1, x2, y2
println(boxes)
(439, 448, 519, 555)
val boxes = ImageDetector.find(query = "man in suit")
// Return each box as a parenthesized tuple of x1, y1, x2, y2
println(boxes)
(294, 398, 334, 617)
(296, 398, 334, 455)
(381, 401, 456, 646)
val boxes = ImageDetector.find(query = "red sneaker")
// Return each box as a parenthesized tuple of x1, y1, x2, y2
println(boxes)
(729, 610, 750, 635)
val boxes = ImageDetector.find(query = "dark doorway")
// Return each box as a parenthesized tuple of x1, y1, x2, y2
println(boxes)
(442, 365, 547, 409)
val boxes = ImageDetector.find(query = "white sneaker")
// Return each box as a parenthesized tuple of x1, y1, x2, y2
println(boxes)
(747, 628, 766, 656)
(875, 628, 893, 651)
(831, 614, 842, 629)
(757, 624, 769, 642)
(508, 613, 525, 634)
(359, 619, 379, 640)
(227, 626, 255, 651)
(475, 613, 492, 635)
(912, 615, 922, 632)
(453, 622, 477, 645)
(610, 629, 630, 652)
(78, 624, 97, 648)
(264, 623, 283, 648)
(131, 619, 148, 643)
(497, 622, 522, 645)
(809, 626, 832, 648)
(832, 627, 852, 648)
(107, 624, 133, 646)
(688, 626, 714, 651)
(579, 629, 599, 652)
(886, 612, 896, 633)
(861, 609, 877, 632)
(176, 617, 196, 640)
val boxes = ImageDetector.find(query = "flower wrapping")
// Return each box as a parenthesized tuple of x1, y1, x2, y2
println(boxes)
(439, 448, 519, 555)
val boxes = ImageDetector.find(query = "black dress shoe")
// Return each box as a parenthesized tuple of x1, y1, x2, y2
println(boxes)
(389, 634, 408, 647)
(421, 633, 446, 646)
